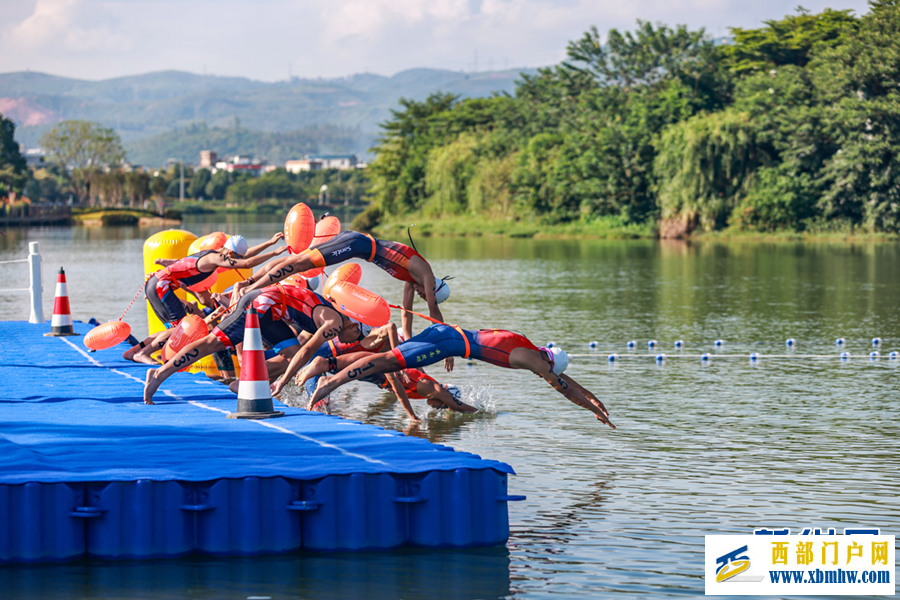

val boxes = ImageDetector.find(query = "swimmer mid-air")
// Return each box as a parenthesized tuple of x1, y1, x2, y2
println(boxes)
(231, 230, 451, 340)
(124, 234, 287, 365)
(142, 283, 360, 405)
(308, 324, 615, 428)
(280, 323, 477, 420)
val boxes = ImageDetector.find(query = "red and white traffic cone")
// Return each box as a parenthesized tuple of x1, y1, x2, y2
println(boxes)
(44, 267, 78, 337)
(227, 307, 284, 420)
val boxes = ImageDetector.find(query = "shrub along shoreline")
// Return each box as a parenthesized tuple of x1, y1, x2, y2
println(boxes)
(360, 4, 900, 238)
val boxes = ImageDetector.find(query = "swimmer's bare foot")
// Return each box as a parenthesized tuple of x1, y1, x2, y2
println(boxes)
(294, 356, 325, 386)
(143, 369, 159, 405)
(132, 351, 160, 366)
(228, 380, 240, 394)
(308, 375, 332, 410)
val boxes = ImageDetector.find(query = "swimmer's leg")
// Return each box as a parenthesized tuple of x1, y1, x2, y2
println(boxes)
(143, 334, 226, 404)
(124, 329, 173, 365)
(309, 351, 401, 409)
(295, 351, 369, 387)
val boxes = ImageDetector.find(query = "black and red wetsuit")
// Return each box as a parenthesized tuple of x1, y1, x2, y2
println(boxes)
(145, 250, 217, 325)
(304, 231, 425, 283)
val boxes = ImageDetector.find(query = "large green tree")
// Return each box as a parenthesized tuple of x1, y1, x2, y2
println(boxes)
(0, 113, 27, 197)
(41, 120, 126, 204)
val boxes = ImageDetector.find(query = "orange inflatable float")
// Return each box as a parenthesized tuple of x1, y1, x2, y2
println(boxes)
(161, 314, 208, 366)
(201, 231, 228, 251)
(187, 231, 227, 256)
(323, 263, 362, 297)
(327, 281, 391, 326)
(84, 320, 132, 351)
(284, 203, 315, 253)
(311, 216, 341, 246)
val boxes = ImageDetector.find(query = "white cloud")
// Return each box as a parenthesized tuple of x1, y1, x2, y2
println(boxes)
(7, 0, 131, 53)
(0, 0, 872, 81)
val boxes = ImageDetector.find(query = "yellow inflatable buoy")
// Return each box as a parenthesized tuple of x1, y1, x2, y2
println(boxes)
(142, 229, 231, 377)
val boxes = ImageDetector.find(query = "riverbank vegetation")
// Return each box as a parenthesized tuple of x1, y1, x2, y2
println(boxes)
(360, 2, 900, 238)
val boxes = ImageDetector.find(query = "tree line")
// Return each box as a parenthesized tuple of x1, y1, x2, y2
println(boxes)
(362, 2, 900, 236)
(0, 118, 369, 211)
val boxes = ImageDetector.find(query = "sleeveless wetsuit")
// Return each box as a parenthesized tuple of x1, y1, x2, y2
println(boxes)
(145, 250, 218, 325)
(266, 285, 336, 333)
(373, 368, 436, 399)
(391, 324, 540, 369)
(212, 288, 299, 352)
(304, 231, 425, 283)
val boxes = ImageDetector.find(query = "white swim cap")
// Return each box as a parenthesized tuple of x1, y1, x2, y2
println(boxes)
(434, 278, 451, 304)
(444, 384, 461, 403)
(305, 275, 320, 291)
(540, 346, 569, 375)
(223, 235, 248, 257)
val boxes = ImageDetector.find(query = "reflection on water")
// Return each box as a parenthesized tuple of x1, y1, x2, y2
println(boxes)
(2, 217, 899, 598)
(0, 547, 511, 600)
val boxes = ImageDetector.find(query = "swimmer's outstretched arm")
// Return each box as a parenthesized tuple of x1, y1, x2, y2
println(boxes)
(270, 314, 343, 396)
(385, 373, 420, 421)
(211, 247, 287, 271)
(231, 253, 315, 300)
(243, 232, 284, 259)
(401, 284, 415, 341)
(510, 350, 615, 428)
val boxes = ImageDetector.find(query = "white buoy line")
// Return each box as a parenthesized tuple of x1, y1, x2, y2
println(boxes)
(556, 337, 896, 363)
(570, 353, 899, 359)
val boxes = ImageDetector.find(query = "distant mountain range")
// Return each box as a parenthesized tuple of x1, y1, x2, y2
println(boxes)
(0, 68, 536, 166)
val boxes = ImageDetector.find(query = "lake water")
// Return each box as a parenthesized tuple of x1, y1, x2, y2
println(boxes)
(1, 217, 898, 599)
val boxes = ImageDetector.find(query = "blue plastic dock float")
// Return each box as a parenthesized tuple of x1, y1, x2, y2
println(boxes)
(0, 322, 518, 564)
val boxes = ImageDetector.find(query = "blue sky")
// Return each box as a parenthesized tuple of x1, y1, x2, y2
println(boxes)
(0, 0, 872, 81)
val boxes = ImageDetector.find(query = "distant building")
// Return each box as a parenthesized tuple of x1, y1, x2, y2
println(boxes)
(199, 150, 217, 169)
(285, 159, 323, 173)
(214, 155, 268, 177)
(313, 155, 358, 170)
(22, 148, 48, 169)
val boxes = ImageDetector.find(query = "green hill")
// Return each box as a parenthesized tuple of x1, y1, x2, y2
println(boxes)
(0, 67, 536, 164)
(126, 122, 362, 167)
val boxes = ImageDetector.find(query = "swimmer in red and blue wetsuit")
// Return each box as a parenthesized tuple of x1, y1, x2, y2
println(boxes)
(233, 230, 452, 352)
(142, 282, 361, 405)
(125, 233, 287, 365)
(281, 323, 476, 419)
(306, 323, 615, 428)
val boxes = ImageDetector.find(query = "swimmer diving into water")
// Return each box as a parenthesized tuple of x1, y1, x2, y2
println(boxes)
(125, 234, 287, 365)
(142, 283, 360, 405)
(231, 230, 451, 342)
(307, 324, 615, 428)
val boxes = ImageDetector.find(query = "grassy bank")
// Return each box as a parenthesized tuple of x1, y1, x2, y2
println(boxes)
(370, 212, 900, 242)
(372, 214, 656, 239)
(171, 200, 287, 215)
(72, 208, 181, 226)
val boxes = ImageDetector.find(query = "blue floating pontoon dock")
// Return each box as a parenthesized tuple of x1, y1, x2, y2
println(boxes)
(0, 322, 519, 564)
